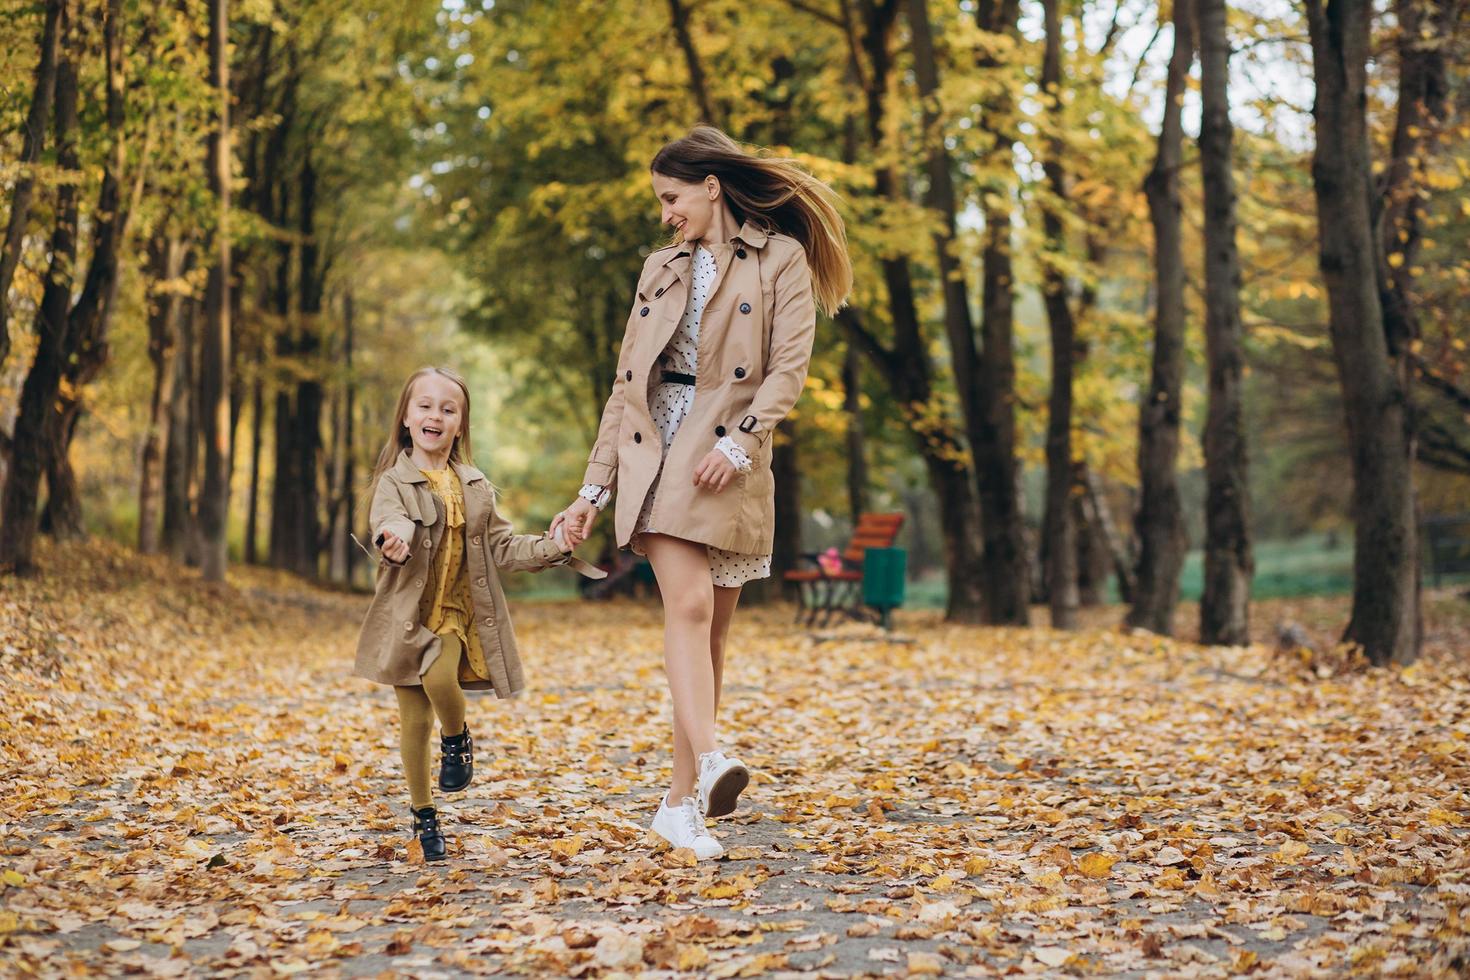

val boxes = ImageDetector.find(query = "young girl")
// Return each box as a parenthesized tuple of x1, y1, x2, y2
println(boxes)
(553, 126, 852, 859)
(355, 367, 599, 861)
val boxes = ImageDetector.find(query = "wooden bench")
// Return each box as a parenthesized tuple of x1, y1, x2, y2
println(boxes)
(783, 512, 905, 627)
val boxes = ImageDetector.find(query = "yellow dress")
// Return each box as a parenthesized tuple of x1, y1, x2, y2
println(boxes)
(419, 468, 492, 685)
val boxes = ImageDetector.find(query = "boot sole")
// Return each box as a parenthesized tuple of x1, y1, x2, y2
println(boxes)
(704, 764, 749, 818)
(439, 772, 472, 792)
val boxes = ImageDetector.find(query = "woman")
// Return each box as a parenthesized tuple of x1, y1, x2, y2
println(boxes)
(553, 126, 851, 859)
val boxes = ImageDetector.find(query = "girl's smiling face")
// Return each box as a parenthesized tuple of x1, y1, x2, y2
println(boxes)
(652, 171, 717, 243)
(404, 373, 465, 458)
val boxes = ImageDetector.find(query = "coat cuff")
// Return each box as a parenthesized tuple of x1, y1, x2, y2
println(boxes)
(536, 535, 570, 565)
(373, 518, 416, 565)
(714, 436, 753, 473)
(583, 445, 617, 488)
(579, 484, 612, 511)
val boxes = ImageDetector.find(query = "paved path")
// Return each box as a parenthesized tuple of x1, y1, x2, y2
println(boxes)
(2, 546, 1466, 976)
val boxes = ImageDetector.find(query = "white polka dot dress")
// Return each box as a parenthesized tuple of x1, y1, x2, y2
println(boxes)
(632, 244, 772, 587)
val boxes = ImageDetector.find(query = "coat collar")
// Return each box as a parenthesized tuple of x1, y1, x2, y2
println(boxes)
(659, 221, 770, 268)
(390, 449, 486, 485)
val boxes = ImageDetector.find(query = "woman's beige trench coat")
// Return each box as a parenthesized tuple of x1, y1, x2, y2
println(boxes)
(354, 452, 574, 698)
(582, 222, 817, 556)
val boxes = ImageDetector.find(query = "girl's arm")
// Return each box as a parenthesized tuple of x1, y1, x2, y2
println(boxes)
(727, 247, 817, 460)
(485, 493, 569, 573)
(369, 476, 416, 565)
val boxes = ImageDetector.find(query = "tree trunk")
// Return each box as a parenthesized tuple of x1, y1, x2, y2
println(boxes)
(42, 0, 132, 540)
(841, 0, 985, 622)
(0, 0, 65, 368)
(139, 235, 188, 554)
(745, 418, 803, 604)
(1378, 0, 1451, 358)
(1074, 463, 1110, 607)
(198, 0, 232, 582)
(0, 45, 77, 574)
(667, 0, 717, 124)
(1040, 0, 1078, 630)
(842, 341, 868, 522)
(841, 306, 985, 622)
(972, 0, 1030, 626)
(271, 151, 324, 578)
(244, 367, 264, 564)
(39, 409, 83, 538)
(1198, 0, 1253, 645)
(1129, 0, 1193, 635)
(328, 291, 357, 584)
(1305, 0, 1420, 664)
(1083, 464, 1134, 603)
(162, 298, 199, 562)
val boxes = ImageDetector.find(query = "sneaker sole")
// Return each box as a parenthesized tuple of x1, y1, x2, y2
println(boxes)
(704, 765, 749, 818)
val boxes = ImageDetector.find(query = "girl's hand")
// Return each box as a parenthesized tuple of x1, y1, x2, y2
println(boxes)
(693, 450, 738, 493)
(378, 529, 411, 564)
(552, 497, 597, 547)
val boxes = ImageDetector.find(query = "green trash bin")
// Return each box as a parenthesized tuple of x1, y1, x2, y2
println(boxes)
(861, 547, 907, 629)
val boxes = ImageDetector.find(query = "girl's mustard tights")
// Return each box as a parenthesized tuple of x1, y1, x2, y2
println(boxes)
(393, 633, 467, 809)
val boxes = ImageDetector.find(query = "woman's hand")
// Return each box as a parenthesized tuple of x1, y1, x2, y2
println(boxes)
(552, 497, 598, 548)
(377, 529, 411, 564)
(692, 450, 738, 493)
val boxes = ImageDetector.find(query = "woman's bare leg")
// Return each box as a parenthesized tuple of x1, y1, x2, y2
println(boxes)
(643, 533, 719, 802)
(669, 582, 743, 799)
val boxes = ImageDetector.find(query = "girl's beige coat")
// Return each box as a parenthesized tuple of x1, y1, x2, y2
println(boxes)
(583, 224, 816, 555)
(354, 452, 568, 697)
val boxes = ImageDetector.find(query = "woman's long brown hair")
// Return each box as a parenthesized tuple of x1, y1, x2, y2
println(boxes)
(651, 126, 852, 316)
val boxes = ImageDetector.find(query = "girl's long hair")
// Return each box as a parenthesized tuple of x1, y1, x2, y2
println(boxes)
(366, 367, 475, 496)
(651, 126, 852, 316)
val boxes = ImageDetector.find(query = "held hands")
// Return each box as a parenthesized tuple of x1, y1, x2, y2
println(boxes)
(693, 449, 738, 493)
(551, 496, 598, 550)
(377, 529, 411, 564)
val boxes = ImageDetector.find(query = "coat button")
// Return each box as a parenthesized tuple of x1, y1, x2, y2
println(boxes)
(472, 535, 482, 545)
(483, 616, 495, 627)
(403, 621, 414, 632)
(715, 425, 726, 437)
(640, 306, 650, 316)
(739, 302, 751, 314)
(423, 536, 432, 547)
(733, 367, 746, 379)
(735, 247, 747, 259)
(654, 286, 664, 297)
(633, 432, 642, 444)
(414, 579, 424, 589)
(477, 577, 487, 587)
(626, 369, 632, 381)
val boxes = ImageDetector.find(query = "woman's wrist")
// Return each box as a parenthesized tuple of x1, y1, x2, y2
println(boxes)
(714, 437, 753, 474)
(579, 484, 612, 511)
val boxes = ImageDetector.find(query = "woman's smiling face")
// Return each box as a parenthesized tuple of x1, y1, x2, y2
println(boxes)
(404, 373, 465, 457)
(652, 171, 716, 243)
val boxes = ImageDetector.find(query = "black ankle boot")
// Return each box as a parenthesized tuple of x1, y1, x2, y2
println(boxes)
(411, 805, 447, 862)
(439, 726, 473, 792)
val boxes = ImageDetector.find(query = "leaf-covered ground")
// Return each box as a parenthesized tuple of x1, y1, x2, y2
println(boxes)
(2, 540, 1467, 977)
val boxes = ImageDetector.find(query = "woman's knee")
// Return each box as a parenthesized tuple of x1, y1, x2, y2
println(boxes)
(665, 582, 714, 627)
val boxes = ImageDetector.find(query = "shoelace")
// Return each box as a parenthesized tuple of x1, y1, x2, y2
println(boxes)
(680, 800, 709, 841)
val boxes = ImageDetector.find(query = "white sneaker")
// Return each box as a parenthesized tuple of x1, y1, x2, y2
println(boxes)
(697, 750, 750, 818)
(651, 796, 724, 859)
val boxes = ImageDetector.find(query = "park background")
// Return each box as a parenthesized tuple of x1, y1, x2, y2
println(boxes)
(2, 0, 1467, 661)
(3, 1, 1470, 975)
